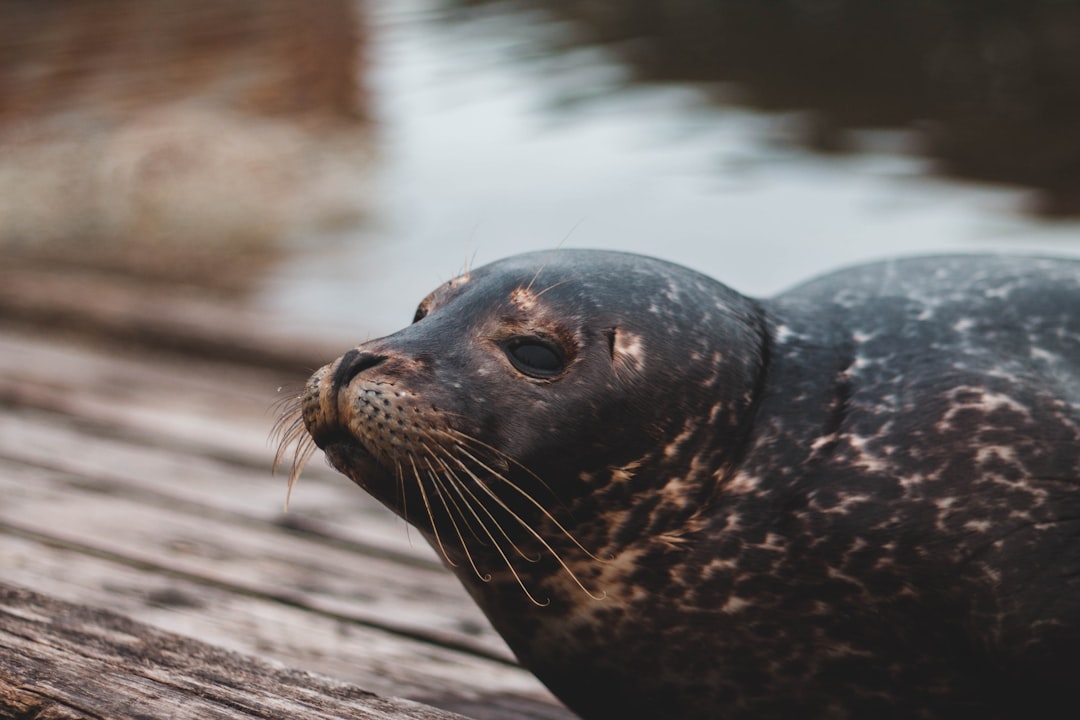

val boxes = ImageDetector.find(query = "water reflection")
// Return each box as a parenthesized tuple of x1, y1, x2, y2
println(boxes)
(473, 0, 1080, 217)
(261, 0, 1080, 342)
(3, 1, 1072, 341)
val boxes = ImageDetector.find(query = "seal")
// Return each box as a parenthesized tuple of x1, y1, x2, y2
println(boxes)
(277, 250, 1080, 720)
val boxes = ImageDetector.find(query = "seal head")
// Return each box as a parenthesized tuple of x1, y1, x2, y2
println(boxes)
(280, 250, 1080, 719)
(300, 250, 765, 557)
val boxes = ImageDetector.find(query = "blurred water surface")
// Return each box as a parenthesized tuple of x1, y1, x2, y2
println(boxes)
(260, 0, 1079, 343)
(3, 0, 1073, 341)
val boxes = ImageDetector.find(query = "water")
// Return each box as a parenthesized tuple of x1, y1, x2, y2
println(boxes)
(258, 0, 1080, 344)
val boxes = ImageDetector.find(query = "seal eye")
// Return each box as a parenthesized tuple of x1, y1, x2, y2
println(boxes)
(413, 304, 429, 323)
(504, 337, 566, 378)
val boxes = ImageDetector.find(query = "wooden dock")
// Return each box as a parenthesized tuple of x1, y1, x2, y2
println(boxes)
(0, 265, 574, 719)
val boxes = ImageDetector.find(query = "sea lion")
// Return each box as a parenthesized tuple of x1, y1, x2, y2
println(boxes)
(277, 250, 1080, 719)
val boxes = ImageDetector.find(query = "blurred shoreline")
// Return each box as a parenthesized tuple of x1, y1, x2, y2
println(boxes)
(463, 0, 1080, 217)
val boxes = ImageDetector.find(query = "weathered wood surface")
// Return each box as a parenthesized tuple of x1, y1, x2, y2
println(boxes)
(0, 584, 468, 720)
(0, 323, 575, 720)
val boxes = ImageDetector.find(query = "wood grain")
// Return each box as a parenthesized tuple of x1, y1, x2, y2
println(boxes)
(0, 326, 576, 720)
(0, 583, 467, 720)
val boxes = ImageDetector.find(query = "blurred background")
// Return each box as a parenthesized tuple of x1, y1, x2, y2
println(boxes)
(1, 3, 1079, 712)
(1, 0, 1078, 344)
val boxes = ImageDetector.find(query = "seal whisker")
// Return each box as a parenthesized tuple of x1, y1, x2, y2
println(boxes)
(421, 454, 492, 582)
(392, 460, 415, 547)
(271, 400, 302, 442)
(270, 386, 307, 424)
(407, 454, 458, 570)
(271, 399, 318, 511)
(270, 404, 304, 466)
(425, 446, 556, 605)
(522, 222, 584, 293)
(427, 453, 490, 547)
(431, 450, 551, 606)
(446, 432, 610, 565)
(522, 253, 556, 295)
(284, 433, 318, 510)
(272, 416, 308, 474)
(431, 462, 525, 591)
(442, 427, 567, 512)
(429, 445, 543, 565)
(441, 445, 608, 602)
(532, 277, 576, 299)
(462, 246, 478, 276)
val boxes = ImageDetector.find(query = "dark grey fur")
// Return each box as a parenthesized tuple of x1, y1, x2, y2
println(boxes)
(298, 251, 1080, 720)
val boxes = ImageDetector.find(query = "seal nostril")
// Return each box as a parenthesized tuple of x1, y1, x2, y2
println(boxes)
(331, 349, 387, 395)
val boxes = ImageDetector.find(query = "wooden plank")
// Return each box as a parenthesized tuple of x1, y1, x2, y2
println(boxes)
(0, 328, 302, 464)
(0, 333, 508, 654)
(0, 533, 571, 720)
(0, 330, 576, 719)
(0, 329, 437, 563)
(0, 406, 436, 565)
(0, 451, 508, 660)
(0, 583, 468, 720)
(0, 329, 435, 565)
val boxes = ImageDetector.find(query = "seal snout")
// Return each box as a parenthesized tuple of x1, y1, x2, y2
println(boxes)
(330, 349, 387, 397)
(301, 348, 387, 453)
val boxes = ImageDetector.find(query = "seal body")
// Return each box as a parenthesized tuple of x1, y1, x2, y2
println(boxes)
(288, 251, 1080, 719)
